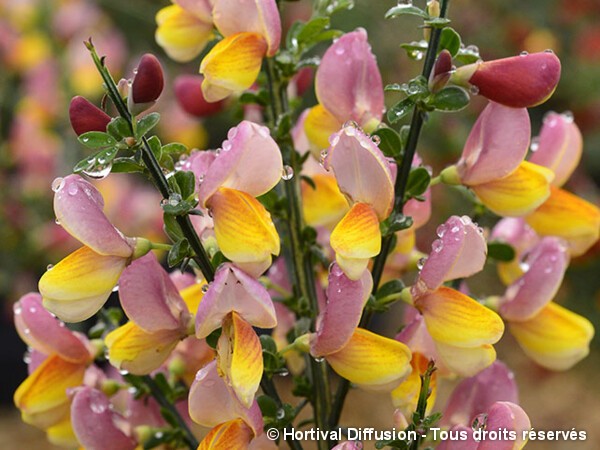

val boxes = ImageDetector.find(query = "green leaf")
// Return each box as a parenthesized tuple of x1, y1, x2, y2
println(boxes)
(423, 17, 451, 28)
(78, 131, 117, 149)
(487, 242, 516, 262)
(301, 175, 316, 190)
(376, 279, 406, 301)
(146, 135, 162, 160)
(385, 5, 428, 19)
(73, 147, 118, 174)
(162, 142, 188, 154)
(206, 328, 222, 349)
(400, 40, 429, 60)
(173, 171, 196, 200)
(387, 98, 415, 124)
(111, 157, 145, 173)
(163, 213, 184, 242)
(372, 127, 402, 158)
(430, 86, 470, 112)
(167, 238, 190, 267)
(439, 27, 461, 56)
(260, 334, 278, 354)
(297, 16, 330, 43)
(257, 395, 279, 418)
(161, 193, 195, 216)
(456, 44, 481, 64)
(107, 117, 132, 140)
(239, 91, 268, 106)
(406, 167, 431, 197)
(136, 112, 160, 139)
(381, 213, 414, 236)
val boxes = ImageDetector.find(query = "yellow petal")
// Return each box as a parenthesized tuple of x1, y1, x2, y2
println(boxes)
(302, 174, 349, 228)
(46, 415, 79, 448)
(472, 161, 553, 216)
(209, 188, 280, 274)
(180, 282, 206, 315)
(198, 419, 254, 450)
(304, 104, 342, 153)
(105, 322, 182, 375)
(416, 286, 504, 347)
(509, 302, 594, 371)
(497, 259, 524, 286)
(435, 342, 497, 377)
(39, 246, 127, 322)
(217, 313, 263, 408)
(155, 5, 213, 62)
(200, 32, 267, 102)
(391, 353, 437, 418)
(525, 186, 600, 256)
(14, 354, 85, 429)
(327, 328, 412, 390)
(330, 203, 381, 280)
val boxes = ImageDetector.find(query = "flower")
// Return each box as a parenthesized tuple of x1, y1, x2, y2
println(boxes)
(198, 121, 282, 276)
(452, 51, 561, 107)
(199, 0, 281, 101)
(39, 175, 151, 322)
(441, 102, 553, 216)
(304, 29, 384, 151)
(323, 123, 394, 279)
(129, 53, 164, 114)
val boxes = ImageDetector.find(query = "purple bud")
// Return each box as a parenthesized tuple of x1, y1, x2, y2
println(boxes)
(69, 96, 111, 136)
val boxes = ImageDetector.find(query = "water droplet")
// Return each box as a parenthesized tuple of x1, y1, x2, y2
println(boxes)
(469, 85, 480, 95)
(561, 111, 574, 123)
(417, 257, 428, 270)
(371, 135, 381, 145)
(544, 48, 554, 54)
(258, 126, 270, 138)
(222, 140, 232, 152)
(281, 165, 294, 181)
(201, 284, 210, 293)
(519, 51, 529, 57)
(460, 216, 472, 225)
(328, 134, 340, 147)
(82, 137, 90, 143)
(215, 148, 221, 156)
(436, 224, 447, 237)
(112, 284, 119, 293)
(83, 164, 112, 180)
(519, 261, 530, 272)
(133, 68, 138, 75)
(432, 239, 444, 253)
(23, 352, 31, 364)
(23, 328, 30, 335)
(335, 47, 345, 55)
(408, 84, 419, 95)
(47, 264, 54, 271)
(466, 44, 479, 54)
(320, 149, 329, 161)
(343, 120, 359, 129)
(198, 174, 205, 184)
(90, 400, 107, 414)
(29, 306, 37, 313)
(397, 0, 413, 6)
(530, 136, 540, 152)
(279, 369, 290, 377)
(67, 183, 79, 196)
(13, 304, 22, 315)
(477, 226, 484, 234)
(54, 218, 61, 225)
(472, 413, 488, 431)
(413, 51, 424, 61)
(276, 408, 285, 419)
(154, 432, 164, 439)
(119, 369, 129, 376)
(314, 357, 325, 363)
(227, 127, 238, 140)
(451, 226, 460, 233)
(51, 177, 65, 192)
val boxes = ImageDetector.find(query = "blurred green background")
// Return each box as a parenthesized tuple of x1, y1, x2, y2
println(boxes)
(0, 0, 599, 448)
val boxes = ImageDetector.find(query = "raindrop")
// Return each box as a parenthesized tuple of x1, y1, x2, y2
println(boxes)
(119, 369, 129, 376)
(154, 432, 164, 439)
(23, 328, 30, 335)
(279, 369, 290, 377)
(13, 304, 22, 315)
(29, 306, 37, 313)
(90, 400, 107, 414)
(201, 284, 210, 293)
(276, 409, 285, 419)
(530, 136, 540, 152)
(544, 48, 554, 54)
(227, 127, 238, 140)
(55, 218, 61, 225)
(281, 165, 294, 181)
(519, 51, 529, 57)
(436, 223, 447, 237)
(561, 111, 574, 123)
(460, 215, 472, 225)
(413, 51, 424, 61)
(371, 135, 381, 145)
(133, 68, 138, 75)
(112, 285, 119, 293)
(519, 261, 530, 272)
(320, 149, 329, 161)
(51, 177, 65, 192)
(469, 85, 480, 95)
(47, 264, 54, 271)
(215, 148, 221, 156)
(465, 44, 479, 54)
(83, 164, 112, 180)
(397, 0, 413, 6)
(343, 120, 359, 129)
(23, 352, 31, 364)
(417, 257, 428, 270)
(81, 137, 90, 143)
(451, 226, 460, 233)
(432, 239, 444, 253)
(222, 140, 232, 152)
(471, 413, 488, 431)
(335, 47, 345, 56)
(314, 357, 325, 363)
(328, 134, 340, 147)
(67, 183, 79, 196)
(477, 226, 484, 234)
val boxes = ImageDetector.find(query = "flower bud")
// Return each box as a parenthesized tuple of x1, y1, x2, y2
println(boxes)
(129, 53, 164, 114)
(429, 49, 453, 93)
(69, 96, 111, 136)
(452, 51, 561, 107)
(174, 74, 224, 117)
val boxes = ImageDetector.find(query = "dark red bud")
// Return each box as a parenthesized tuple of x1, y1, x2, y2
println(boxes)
(174, 75, 224, 117)
(429, 49, 453, 92)
(294, 67, 314, 97)
(69, 96, 111, 136)
(132, 54, 164, 104)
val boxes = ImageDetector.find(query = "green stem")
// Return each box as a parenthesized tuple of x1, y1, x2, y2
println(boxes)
(330, 0, 451, 429)
(86, 41, 214, 282)
(265, 57, 330, 450)
(408, 362, 436, 450)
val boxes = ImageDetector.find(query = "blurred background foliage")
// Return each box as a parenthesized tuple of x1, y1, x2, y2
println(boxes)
(0, 0, 599, 447)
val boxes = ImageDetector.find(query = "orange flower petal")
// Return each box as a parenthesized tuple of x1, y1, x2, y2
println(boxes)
(198, 419, 254, 450)
(391, 353, 437, 419)
(330, 203, 381, 280)
(304, 104, 342, 152)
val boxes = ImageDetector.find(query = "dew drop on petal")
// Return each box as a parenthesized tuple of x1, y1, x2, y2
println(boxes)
(328, 134, 340, 147)
(51, 177, 65, 192)
(371, 135, 381, 145)
(519, 261, 530, 272)
(201, 284, 210, 293)
(343, 120, 359, 129)
(519, 51, 529, 57)
(83, 164, 112, 180)
(90, 400, 107, 414)
(530, 136, 540, 152)
(13, 304, 22, 315)
(432, 239, 443, 253)
(54, 218, 61, 225)
(227, 127, 238, 140)
(451, 226, 460, 233)
(469, 85, 480, 95)
(276, 408, 285, 419)
(436, 223, 447, 237)
(47, 264, 54, 271)
(561, 111, 574, 123)
(281, 165, 294, 181)
(222, 140, 232, 152)
(544, 48, 554, 53)
(417, 257, 428, 270)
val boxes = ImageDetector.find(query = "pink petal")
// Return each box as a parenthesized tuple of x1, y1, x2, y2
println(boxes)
(490, 218, 539, 254)
(414, 216, 487, 295)
(169, 271, 197, 291)
(183, 150, 217, 193)
(499, 237, 569, 321)
(311, 264, 372, 356)
(195, 263, 277, 338)
(477, 402, 530, 450)
(53, 175, 134, 257)
(442, 361, 518, 427)
(198, 121, 282, 205)
(119, 253, 190, 332)
(331, 442, 363, 450)
(325, 124, 394, 219)
(316, 29, 384, 126)
(188, 360, 263, 434)
(70, 387, 137, 450)
(14, 293, 92, 364)
(529, 112, 583, 187)
(212, 0, 281, 56)
(396, 312, 438, 360)
(465, 52, 561, 108)
(457, 102, 530, 185)
(174, 0, 213, 22)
